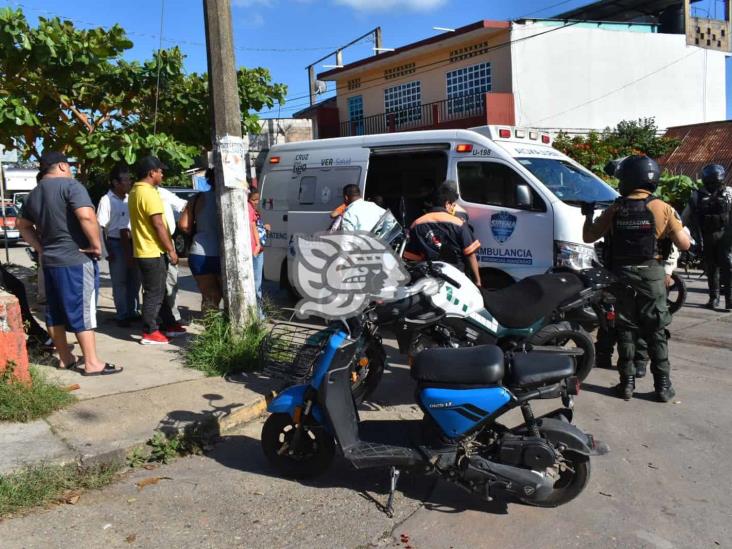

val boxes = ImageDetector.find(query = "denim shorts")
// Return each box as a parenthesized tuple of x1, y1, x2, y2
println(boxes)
(188, 254, 221, 276)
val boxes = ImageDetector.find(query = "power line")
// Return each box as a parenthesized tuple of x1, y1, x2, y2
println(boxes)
(537, 50, 702, 123)
(514, 0, 577, 20)
(6, 0, 338, 53)
(152, 0, 165, 135)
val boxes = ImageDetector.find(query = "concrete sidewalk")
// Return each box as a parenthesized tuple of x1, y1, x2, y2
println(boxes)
(0, 246, 281, 475)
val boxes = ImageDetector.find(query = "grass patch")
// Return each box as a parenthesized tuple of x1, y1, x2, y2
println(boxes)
(185, 310, 268, 377)
(0, 462, 122, 517)
(0, 365, 76, 422)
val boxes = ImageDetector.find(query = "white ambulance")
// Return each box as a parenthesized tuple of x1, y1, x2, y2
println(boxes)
(259, 126, 618, 289)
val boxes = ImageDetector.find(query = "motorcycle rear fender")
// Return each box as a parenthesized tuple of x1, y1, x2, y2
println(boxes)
(535, 417, 594, 458)
(267, 384, 326, 425)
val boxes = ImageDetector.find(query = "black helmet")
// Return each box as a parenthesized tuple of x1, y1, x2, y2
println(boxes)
(701, 164, 725, 190)
(615, 155, 660, 196)
(604, 158, 624, 177)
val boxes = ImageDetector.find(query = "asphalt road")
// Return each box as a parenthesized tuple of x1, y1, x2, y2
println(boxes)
(2, 245, 731, 548)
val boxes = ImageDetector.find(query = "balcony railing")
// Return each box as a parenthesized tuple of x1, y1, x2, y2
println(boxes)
(340, 92, 488, 137)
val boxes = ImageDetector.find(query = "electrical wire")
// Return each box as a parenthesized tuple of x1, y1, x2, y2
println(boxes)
(514, 0, 577, 20)
(536, 49, 702, 123)
(152, 0, 165, 135)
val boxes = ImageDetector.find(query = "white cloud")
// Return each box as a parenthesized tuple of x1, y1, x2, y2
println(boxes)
(241, 13, 266, 28)
(334, 0, 446, 11)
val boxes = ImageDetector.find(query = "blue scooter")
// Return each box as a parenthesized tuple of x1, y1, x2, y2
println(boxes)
(261, 313, 607, 512)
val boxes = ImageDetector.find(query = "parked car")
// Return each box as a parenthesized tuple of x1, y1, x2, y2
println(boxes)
(0, 204, 20, 244)
(166, 187, 200, 257)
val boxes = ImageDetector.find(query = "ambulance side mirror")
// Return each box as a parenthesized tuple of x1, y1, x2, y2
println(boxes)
(515, 184, 532, 209)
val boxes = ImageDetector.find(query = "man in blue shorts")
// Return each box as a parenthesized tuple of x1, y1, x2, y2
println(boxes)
(17, 151, 122, 376)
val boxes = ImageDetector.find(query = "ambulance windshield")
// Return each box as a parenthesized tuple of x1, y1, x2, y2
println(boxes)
(518, 157, 617, 205)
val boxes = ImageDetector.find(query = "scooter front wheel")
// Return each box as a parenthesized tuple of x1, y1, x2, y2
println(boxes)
(261, 413, 335, 479)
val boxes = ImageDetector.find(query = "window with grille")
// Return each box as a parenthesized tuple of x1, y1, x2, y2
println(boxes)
(384, 81, 421, 126)
(446, 62, 491, 114)
(348, 95, 364, 135)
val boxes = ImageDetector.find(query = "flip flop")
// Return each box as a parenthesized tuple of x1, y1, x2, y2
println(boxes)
(81, 363, 123, 377)
(56, 356, 83, 372)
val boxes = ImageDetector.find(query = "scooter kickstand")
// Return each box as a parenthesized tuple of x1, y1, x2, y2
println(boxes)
(385, 466, 400, 518)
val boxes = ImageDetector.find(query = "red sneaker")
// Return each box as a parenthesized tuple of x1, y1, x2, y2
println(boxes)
(163, 323, 187, 338)
(141, 330, 170, 345)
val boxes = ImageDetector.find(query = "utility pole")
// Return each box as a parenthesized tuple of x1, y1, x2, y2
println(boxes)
(203, 0, 257, 331)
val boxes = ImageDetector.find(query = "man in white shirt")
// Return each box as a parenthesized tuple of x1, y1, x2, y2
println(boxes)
(97, 164, 140, 326)
(158, 186, 189, 332)
(341, 184, 386, 232)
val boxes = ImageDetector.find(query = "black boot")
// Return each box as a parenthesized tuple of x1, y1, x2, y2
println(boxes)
(724, 296, 732, 312)
(634, 362, 648, 379)
(615, 375, 635, 401)
(654, 374, 676, 403)
(705, 295, 721, 309)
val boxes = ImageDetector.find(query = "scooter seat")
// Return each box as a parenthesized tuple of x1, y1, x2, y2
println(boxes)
(412, 345, 504, 385)
(480, 273, 585, 329)
(507, 352, 575, 388)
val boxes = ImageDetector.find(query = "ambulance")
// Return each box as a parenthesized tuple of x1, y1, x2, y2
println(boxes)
(259, 126, 618, 289)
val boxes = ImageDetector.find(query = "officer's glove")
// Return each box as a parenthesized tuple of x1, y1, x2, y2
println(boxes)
(581, 202, 596, 217)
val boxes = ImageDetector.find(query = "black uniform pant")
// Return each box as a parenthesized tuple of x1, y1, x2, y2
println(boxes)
(612, 264, 671, 379)
(702, 231, 732, 299)
(595, 325, 648, 369)
(0, 263, 49, 345)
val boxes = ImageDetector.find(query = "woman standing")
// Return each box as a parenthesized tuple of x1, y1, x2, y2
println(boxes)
(248, 190, 269, 316)
(179, 170, 222, 313)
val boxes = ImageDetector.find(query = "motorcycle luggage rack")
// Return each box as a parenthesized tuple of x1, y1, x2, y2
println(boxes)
(259, 322, 335, 384)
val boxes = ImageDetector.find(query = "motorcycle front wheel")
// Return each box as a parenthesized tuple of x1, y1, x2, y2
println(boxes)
(521, 455, 591, 508)
(350, 340, 386, 404)
(529, 321, 595, 381)
(261, 413, 335, 479)
(667, 271, 687, 315)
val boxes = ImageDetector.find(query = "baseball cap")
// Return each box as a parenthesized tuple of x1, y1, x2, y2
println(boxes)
(39, 151, 69, 174)
(135, 155, 168, 179)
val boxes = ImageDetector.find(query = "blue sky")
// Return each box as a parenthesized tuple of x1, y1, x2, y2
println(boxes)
(5, 0, 731, 119)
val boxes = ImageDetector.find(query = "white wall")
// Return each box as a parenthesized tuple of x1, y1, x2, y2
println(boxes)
(510, 22, 727, 131)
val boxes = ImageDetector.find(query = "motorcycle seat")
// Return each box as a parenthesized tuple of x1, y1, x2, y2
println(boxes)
(480, 273, 585, 328)
(411, 345, 504, 385)
(507, 352, 575, 388)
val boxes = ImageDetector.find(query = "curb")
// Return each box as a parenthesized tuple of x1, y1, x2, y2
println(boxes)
(1, 395, 270, 477)
(218, 395, 269, 434)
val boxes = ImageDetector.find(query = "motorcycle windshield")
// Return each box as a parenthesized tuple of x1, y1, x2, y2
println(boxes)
(370, 210, 404, 247)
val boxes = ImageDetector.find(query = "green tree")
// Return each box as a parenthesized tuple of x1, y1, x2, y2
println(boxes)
(554, 118, 680, 179)
(0, 8, 286, 182)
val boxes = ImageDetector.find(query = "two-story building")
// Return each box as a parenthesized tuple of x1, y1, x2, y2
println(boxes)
(304, 0, 727, 138)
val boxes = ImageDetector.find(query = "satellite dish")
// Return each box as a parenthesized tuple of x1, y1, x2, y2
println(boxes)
(313, 80, 328, 95)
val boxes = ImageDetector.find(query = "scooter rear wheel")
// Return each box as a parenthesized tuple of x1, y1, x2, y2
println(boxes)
(521, 456, 590, 508)
(261, 413, 335, 479)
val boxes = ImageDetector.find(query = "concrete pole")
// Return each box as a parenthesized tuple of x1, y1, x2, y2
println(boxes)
(202, 0, 257, 331)
(308, 64, 316, 106)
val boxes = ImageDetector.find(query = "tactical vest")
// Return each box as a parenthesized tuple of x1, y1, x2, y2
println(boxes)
(611, 196, 658, 266)
(697, 189, 731, 234)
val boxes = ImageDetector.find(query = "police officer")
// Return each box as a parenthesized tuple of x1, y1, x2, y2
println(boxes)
(683, 164, 732, 310)
(583, 156, 691, 402)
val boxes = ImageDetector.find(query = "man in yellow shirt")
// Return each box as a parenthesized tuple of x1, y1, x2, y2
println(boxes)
(128, 156, 181, 345)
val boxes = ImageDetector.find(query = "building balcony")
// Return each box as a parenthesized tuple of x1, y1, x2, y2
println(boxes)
(339, 92, 515, 138)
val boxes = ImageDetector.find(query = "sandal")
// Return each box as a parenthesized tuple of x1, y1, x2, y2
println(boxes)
(81, 363, 123, 377)
(56, 356, 83, 372)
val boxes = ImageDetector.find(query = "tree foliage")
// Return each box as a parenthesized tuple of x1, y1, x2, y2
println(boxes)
(553, 118, 680, 178)
(0, 8, 286, 182)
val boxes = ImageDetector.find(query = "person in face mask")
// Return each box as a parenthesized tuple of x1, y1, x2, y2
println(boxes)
(582, 155, 691, 402)
(683, 164, 732, 310)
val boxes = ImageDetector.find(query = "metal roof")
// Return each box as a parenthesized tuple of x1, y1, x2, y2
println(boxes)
(556, 0, 701, 22)
(660, 120, 732, 182)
